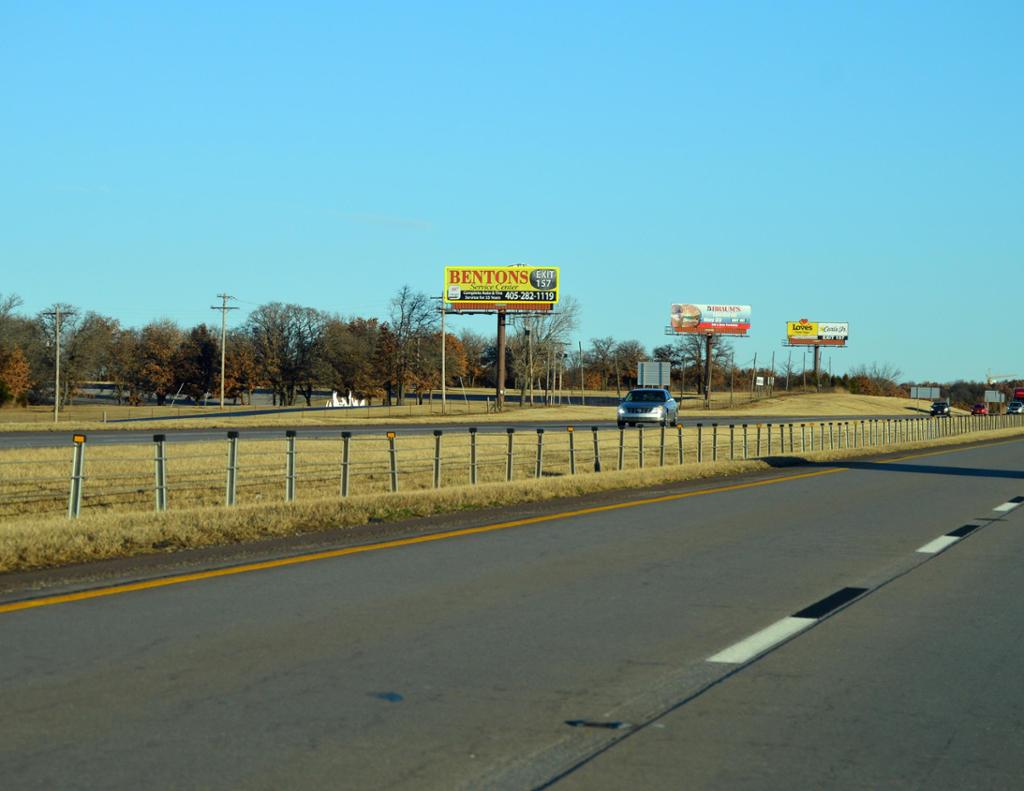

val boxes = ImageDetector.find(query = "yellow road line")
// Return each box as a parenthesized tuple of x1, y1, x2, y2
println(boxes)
(2, 436, 1020, 615)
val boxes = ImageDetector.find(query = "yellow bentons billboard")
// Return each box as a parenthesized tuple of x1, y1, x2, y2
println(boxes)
(444, 266, 559, 310)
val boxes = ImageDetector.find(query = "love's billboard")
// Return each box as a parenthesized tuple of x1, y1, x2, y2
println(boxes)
(786, 319, 848, 346)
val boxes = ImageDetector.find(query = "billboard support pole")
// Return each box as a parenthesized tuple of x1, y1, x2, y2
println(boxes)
(704, 334, 714, 408)
(496, 311, 507, 411)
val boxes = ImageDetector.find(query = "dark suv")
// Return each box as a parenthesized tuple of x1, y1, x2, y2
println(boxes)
(930, 400, 951, 417)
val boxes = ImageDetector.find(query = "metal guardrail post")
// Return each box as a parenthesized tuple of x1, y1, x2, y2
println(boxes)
(433, 430, 442, 489)
(535, 429, 545, 477)
(469, 428, 478, 484)
(820, 422, 826, 449)
(592, 426, 602, 472)
(697, 424, 703, 463)
(618, 427, 625, 470)
(801, 423, 807, 452)
(226, 431, 239, 506)
(756, 424, 762, 456)
(730, 424, 736, 460)
(659, 425, 666, 467)
(506, 428, 515, 481)
(638, 425, 645, 469)
(68, 433, 86, 519)
(767, 423, 773, 455)
(285, 430, 297, 502)
(341, 432, 351, 497)
(567, 427, 577, 474)
(153, 433, 167, 512)
(829, 422, 835, 450)
(387, 431, 399, 492)
(743, 424, 748, 459)
(678, 425, 685, 464)
(711, 424, 718, 461)
(788, 423, 794, 452)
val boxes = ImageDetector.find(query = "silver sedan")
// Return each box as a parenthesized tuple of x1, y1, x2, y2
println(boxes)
(616, 388, 679, 428)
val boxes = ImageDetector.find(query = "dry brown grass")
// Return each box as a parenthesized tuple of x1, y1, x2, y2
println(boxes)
(0, 401, 605, 433)
(0, 392, 945, 434)
(1, 418, 1022, 573)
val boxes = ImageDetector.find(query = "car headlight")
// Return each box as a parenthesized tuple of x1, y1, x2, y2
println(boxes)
(617, 407, 625, 414)
(652, 406, 664, 415)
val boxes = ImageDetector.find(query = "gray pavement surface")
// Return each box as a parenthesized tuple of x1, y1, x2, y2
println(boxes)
(1, 438, 1022, 788)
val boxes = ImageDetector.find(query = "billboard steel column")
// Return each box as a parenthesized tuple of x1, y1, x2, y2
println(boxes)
(496, 311, 507, 411)
(704, 334, 714, 407)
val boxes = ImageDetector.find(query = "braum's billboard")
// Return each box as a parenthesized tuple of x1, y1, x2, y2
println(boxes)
(786, 319, 848, 346)
(670, 304, 751, 335)
(444, 266, 559, 311)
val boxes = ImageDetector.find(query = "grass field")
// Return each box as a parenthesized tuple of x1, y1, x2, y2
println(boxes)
(0, 410, 1017, 572)
(0, 391, 949, 433)
(0, 420, 1019, 573)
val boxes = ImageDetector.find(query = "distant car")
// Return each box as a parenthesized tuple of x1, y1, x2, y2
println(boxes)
(1008, 401, 1024, 415)
(930, 400, 951, 417)
(617, 388, 678, 428)
(971, 403, 988, 416)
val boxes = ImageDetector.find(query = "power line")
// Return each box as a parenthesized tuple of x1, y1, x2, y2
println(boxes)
(210, 294, 238, 408)
(40, 305, 77, 423)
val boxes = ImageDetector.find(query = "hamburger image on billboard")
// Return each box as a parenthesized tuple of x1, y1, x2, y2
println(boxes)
(670, 304, 751, 335)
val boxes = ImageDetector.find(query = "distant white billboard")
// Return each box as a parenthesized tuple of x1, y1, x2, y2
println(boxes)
(637, 361, 671, 388)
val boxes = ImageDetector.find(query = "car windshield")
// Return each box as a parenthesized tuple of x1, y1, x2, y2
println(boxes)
(624, 390, 667, 403)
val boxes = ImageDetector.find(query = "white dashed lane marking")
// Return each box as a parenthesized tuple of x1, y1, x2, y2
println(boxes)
(708, 588, 867, 665)
(994, 495, 1024, 512)
(917, 535, 961, 554)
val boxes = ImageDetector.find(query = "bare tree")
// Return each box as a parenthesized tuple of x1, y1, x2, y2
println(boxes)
(849, 362, 903, 397)
(613, 340, 647, 393)
(509, 297, 580, 403)
(587, 336, 618, 393)
(386, 285, 437, 404)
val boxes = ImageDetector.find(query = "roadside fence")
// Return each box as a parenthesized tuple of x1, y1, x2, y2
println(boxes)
(2, 414, 1021, 521)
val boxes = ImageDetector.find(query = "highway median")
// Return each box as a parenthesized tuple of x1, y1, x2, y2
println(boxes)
(1, 421, 1023, 574)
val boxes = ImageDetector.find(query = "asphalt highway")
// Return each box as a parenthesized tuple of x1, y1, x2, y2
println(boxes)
(2, 438, 1021, 788)
(0, 413, 921, 449)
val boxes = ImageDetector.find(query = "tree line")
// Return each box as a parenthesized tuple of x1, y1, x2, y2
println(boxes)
(3, 288, 957, 409)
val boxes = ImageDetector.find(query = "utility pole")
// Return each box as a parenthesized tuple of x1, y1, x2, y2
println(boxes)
(210, 294, 238, 408)
(786, 350, 792, 391)
(750, 352, 758, 400)
(42, 306, 76, 423)
(769, 351, 776, 397)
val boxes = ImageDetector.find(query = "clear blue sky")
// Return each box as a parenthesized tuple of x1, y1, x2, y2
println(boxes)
(3, 1, 1020, 382)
